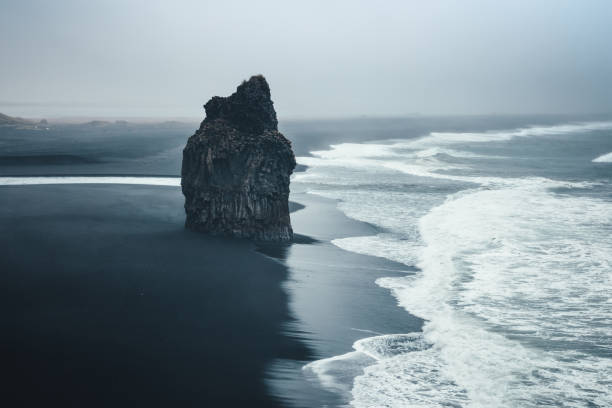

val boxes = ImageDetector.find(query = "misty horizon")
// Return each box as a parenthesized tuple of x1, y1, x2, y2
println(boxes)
(2, 0, 612, 119)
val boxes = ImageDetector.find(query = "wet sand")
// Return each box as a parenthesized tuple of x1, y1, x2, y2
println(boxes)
(0, 182, 423, 408)
(0, 120, 428, 407)
(0, 184, 309, 407)
(266, 193, 423, 407)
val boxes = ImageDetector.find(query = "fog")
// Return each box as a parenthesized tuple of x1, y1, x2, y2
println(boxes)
(1, 0, 611, 119)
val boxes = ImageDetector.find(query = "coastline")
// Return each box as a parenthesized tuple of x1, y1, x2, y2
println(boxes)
(2, 114, 611, 407)
(0, 181, 424, 408)
(0, 127, 428, 407)
(267, 191, 424, 407)
(0, 183, 307, 407)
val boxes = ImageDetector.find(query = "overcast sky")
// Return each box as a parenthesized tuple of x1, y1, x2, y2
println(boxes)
(1, 0, 611, 119)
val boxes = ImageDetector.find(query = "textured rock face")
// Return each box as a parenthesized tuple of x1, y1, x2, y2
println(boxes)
(181, 75, 296, 241)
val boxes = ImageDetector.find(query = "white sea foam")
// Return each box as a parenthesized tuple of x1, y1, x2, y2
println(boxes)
(372, 186, 612, 407)
(303, 351, 375, 398)
(0, 176, 181, 186)
(295, 122, 612, 188)
(411, 147, 500, 159)
(306, 333, 470, 407)
(593, 151, 612, 163)
(332, 234, 421, 268)
(297, 144, 595, 189)
(294, 121, 612, 407)
(310, 143, 398, 159)
(404, 121, 612, 149)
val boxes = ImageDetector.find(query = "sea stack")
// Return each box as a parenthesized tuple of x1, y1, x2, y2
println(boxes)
(181, 75, 296, 241)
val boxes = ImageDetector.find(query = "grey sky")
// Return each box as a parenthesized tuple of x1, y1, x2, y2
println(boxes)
(1, 0, 611, 119)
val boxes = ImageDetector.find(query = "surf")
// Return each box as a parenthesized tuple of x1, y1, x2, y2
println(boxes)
(293, 120, 612, 407)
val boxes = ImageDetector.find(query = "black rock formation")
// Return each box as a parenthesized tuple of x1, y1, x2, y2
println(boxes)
(181, 75, 296, 241)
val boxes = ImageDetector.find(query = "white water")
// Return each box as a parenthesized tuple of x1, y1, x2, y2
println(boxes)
(593, 152, 612, 163)
(0, 176, 181, 186)
(403, 121, 612, 148)
(298, 122, 612, 407)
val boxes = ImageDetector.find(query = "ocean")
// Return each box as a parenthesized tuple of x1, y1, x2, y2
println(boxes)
(2, 115, 611, 407)
(290, 119, 612, 407)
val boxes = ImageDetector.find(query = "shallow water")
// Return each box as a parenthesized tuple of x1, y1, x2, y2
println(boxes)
(0, 176, 180, 185)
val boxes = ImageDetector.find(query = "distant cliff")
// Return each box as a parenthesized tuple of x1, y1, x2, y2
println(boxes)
(181, 75, 296, 241)
(0, 112, 35, 126)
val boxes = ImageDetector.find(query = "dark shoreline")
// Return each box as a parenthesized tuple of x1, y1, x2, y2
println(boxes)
(266, 192, 424, 407)
(0, 182, 423, 408)
(0, 184, 310, 407)
(0, 117, 436, 407)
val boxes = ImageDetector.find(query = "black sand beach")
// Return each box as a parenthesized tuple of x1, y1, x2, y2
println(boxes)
(0, 184, 308, 407)
(0, 120, 427, 407)
(266, 193, 423, 407)
(0, 180, 424, 408)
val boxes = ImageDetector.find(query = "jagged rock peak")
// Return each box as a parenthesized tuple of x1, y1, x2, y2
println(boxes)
(202, 75, 278, 134)
(181, 75, 296, 241)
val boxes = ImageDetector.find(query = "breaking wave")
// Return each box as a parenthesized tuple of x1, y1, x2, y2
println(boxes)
(593, 151, 612, 163)
(294, 121, 612, 407)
